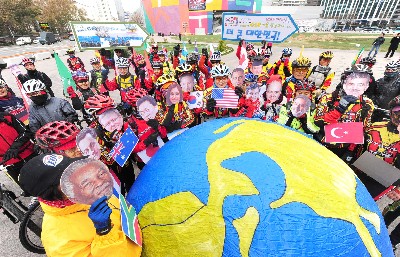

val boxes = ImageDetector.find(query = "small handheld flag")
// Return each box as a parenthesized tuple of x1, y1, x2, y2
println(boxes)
(211, 88, 239, 108)
(119, 194, 142, 246)
(110, 126, 139, 167)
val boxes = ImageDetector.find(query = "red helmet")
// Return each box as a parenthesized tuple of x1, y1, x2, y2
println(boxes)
(125, 88, 147, 107)
(294, 79, 316, 92)
(21, 57, 34, 66)
(35, 121, 80, 152)
(134, 54, 144, 64)
(84, 94, 116, 115)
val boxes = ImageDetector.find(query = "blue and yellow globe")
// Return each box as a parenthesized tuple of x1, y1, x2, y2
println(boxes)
(127, 118, 393, 257)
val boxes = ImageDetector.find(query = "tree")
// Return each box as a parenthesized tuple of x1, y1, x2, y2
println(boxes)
(0, 0, 40, 37)
(35, 0, 87, 33)
(128, 9, 145, 27)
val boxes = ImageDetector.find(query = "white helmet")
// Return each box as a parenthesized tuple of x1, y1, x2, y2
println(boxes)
(90, 57, 100, 64)
(22, 79, 46, 94)
(211, 64, 231, 78)
(210, 51, 221, 62)
(0, 78, 7, 87)
(115, 57, 130, 68)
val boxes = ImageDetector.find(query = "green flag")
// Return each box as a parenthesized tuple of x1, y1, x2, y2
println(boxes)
(54, 53, 75, 94)
(143, 7, 155, 34)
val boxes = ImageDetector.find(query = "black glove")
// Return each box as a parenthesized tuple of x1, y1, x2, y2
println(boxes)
(239, 39, 244, 47)
(146, 119, 159, 130)
(234, 86, 244, 98)
(144, 133, 158, 147)
(206, 98, 216, 112)
(3, 147, 19, 162)
(202, 48, 208, 58)
(71, 97, 83, 110)
(99, 48, 106, 56)
(336, 95, 358, 113)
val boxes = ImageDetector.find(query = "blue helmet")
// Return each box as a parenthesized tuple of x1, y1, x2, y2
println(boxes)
(244, 73, 258, 83)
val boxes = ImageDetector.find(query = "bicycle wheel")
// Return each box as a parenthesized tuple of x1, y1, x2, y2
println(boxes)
(19, 202, 45, 254)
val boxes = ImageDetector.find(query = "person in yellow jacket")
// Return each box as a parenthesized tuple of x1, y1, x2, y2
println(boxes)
(268, 47, 293, 80)
(282, 55, 312, 102)
(18, 154, 142, 257)
(276, 94, 319, 135)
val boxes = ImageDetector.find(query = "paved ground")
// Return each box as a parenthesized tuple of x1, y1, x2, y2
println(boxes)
(0, 37, 398, 256)
(0, 40, 74, 59)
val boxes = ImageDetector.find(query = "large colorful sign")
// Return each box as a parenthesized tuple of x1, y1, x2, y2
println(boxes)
(70, 22, 148, 51)
(222, 13, 298, 42)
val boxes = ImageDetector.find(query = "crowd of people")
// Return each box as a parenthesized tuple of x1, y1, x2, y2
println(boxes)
(1, 37, 400, 254)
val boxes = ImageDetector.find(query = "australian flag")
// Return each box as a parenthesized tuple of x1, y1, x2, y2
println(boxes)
(110, 126, 139, 167)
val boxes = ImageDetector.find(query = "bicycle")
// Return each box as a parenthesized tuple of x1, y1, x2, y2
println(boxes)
(0, 163, 45, 254)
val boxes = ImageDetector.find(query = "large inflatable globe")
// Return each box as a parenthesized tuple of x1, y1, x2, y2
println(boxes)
(127, 118, 393, 257)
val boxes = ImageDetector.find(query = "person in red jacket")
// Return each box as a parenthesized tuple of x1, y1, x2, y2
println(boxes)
(0, 112, 35, 184)
(128, 95, 169, 169)
(66, 49, 85, 72)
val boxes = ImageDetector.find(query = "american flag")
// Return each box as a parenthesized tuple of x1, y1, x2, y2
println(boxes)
(211, 88, 239, 108)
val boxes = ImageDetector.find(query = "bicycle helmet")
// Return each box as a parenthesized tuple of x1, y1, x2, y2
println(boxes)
(211, 64, 231, 78)
(66, 49, 75, 54)
(292, 56, 312, 69)
(134, 54, 144, 64)
(35, 121, 80, 151)
(246, 43, 254, 51)
(152, 61, 163, 69)
(319, 51, 334, 59)
(282, 48, 293, 56)
(257, 72, 269, 84)
(21, 57, 34, 66)
(156, 73, 176, 87)
(186, 53, 198, 64)
(244, 73, 258, 83)
(151, 43, 158, 49)
(115, 57, 130, 68)
(294, 79, 316, 92)
(386, 61, 398, 70)
(384, 61, 399, 78)
(360, 56, 376, 65)
(157, 50, 166, 56)
(125, 88, 148, 107)
(84, 94, 116, 116)
(175, 63, 193, 77)
(89, 57, 100, 64)
(263, 48, 272, 57)
(348, 64, 372, 74)
(210, 51, 221, 62)
(0, 78, 7, 87)
(22, 79, 46, 94)
(72, 70, 89, 82)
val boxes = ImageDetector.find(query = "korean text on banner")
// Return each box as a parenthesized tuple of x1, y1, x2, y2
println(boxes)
(222, 13, 298, 43)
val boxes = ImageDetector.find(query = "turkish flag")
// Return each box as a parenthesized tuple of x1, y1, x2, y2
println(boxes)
(324, 122, 364, 144)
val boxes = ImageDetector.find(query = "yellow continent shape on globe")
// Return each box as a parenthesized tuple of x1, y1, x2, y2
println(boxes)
(138, 120, 381, 257)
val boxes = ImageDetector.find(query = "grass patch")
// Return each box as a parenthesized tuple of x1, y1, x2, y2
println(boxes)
(174, 33, 392, 52)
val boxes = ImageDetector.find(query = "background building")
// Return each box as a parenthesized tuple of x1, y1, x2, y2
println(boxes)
(320, 0, 400, 27)
(74, 0, 125, 22)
